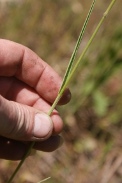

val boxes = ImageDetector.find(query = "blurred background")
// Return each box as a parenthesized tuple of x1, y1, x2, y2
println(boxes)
(0, 0, 122, 183)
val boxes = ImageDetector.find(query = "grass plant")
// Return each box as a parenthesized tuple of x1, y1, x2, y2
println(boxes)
(7, 0, 117, 182)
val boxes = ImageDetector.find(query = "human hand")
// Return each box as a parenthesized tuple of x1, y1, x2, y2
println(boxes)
(0, 39, 71, 160)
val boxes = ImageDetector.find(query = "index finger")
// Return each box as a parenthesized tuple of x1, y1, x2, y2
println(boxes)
(0, 39, 71, 104)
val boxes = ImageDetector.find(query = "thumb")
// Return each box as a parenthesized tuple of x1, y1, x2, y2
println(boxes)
(0, 95, 53, 141)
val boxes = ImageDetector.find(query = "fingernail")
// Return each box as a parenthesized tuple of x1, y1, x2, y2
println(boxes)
(34, 113, 53, 139)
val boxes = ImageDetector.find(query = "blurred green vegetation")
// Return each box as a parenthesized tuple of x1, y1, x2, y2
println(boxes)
(0, 0, 122, 183)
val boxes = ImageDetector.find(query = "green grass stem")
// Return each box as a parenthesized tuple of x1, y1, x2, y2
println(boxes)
(7, 142, 35, 183)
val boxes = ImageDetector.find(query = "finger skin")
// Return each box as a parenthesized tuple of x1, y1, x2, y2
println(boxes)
(33, 135, 63, 152)
(0, 136, 27, 160)
(0, 95, 55, 141)
(0, 136, 62, 160)
(0, 39, 71, 105)
(0, 91, 63, 139)
(0, 76, 71, 109)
